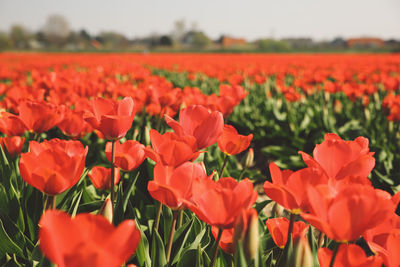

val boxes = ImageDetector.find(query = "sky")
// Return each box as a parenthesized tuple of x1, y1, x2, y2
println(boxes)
(0, 0, 399, 41)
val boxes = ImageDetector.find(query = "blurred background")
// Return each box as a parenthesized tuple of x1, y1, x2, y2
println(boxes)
(0, 0, 399, 52)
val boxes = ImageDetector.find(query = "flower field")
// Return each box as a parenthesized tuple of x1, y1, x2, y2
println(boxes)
(1, 53, 400, 267)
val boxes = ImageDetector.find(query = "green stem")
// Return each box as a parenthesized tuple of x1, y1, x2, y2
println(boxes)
(238, 166, 247, 181)
(285, 213, 295, 248)
(218, 154, 229, 180)
(317, 231, 325, 248)
(110, 140, 116, 212)
(166, 211, 178, 265)
(329, 243, 340, 267)
(209, 228, 223, 267)
(44, 195, 56, 210)
(177, 209, 183, 229)
(154, 202, 163, 232)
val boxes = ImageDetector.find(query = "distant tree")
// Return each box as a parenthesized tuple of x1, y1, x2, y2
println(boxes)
(79, 29, 91, 41)
(171, 19, 187, 45)
(97, 31, 129, 49)
(159, 35, 173, 46)
(258, 39, 291, 52)
(42, 15, 70, 48)
(192, 31, 211, 48)
(9, 25, 30, 49)
(0, 31, 11, 50)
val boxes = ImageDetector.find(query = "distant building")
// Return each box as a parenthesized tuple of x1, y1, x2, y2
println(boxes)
(347, 38, 384, 48)
(219, 35, 247, 47)
(330, 37, 347, 48)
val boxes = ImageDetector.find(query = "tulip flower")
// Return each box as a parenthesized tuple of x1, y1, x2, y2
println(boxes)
(266, 217, 309, 249)
(318, 244, 382, 267)
(263, 163, 327, 214)
(0, 111, 27, 136)
(301, 183, 393, 243)
(299, 133, 375, 180)
(145, 130, 199, 167)
(57, 109, 92, 139)
(234, 208, 259, 260)
(84, 97, 135, 140)
(0, 136, 25, 157)
(105, 140, 146, 171)
(165, 105, 224, 150)
(211, 227, 234, 254)
(217, 124, 253, 155)
(18, 100, 63, 134)
(148, 161, 211, 210)
(88, 166, 121, 190)
(19, 139, 87, 195)
(187, 177, 257, 229)
(39, 210, 141, 267)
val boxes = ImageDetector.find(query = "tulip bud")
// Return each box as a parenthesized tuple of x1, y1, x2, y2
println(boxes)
(98, 198, 113, 223)
(244, 148, 254, 169)
(289, 236, 314, 267)
(233, 209, 259, 261)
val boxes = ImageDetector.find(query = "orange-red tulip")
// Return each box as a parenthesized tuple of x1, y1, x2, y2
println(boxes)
(217, 124, 253, 155)
(165, 105, 224, 149)
(39, 210, 141, 267)
(19, 139, 87, 195)
(84, 97, 135, 140)
(57, 109, 92, 139)
(299, 133, 375, 180)
(105, 140, 146, 171)
(318, 244, 382, 267)
(187, 177, 257, 229)
(266, 217, 309, 248)
(148, 162, 211, 210)
(145, 130, 199, 167)
(211, 227, 234, 254)
(0, 111, 27, 136)
(18, 100, 63, 134)
(88, 166, 121, 190)
(0, 136, 24, 157)
(263, 163, 327, 214)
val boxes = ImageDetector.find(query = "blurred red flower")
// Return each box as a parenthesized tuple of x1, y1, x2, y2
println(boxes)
(266, 217, 309, 249)
(0, 136, 25, 157)
(39, 210, 141, 267)
(217, 124, 253, 155)
(88, 166, 121, 190)
(318, 244, 382, 267)
(165, 105, 224, 150)
(0, 112, 27, 136)
(84, 97, 135, 140)
(19, 139, 87, 195)
(105, 140, 146, 171)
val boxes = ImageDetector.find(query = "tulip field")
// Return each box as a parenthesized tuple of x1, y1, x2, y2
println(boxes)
(1, 53, 400, 267)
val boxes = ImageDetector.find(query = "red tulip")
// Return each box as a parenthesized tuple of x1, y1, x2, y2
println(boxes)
(318, 244, 382, 267)
(266, 217, 309, 248)
(263, 163, 327, 214)
(18, 100, 63, 134)
(0, 136, 25, 157)
(233, 208, 259, 260)
(165, 105, 224, 149)
(57, 109, 92, 139)
(145, 130, 199, 167)
(88, 166, 121, 190)
(217, 124, 253, 155)
(186, 177, 257, 229)
(84, 97, 135, 140)
(299, 133, 375, 180)
(19, 139, 87, 195)
(105, 140, 146, 171)
(211, 227, 234, 254)
(39, 210, 141, 267)
(148, 162, 211, 210)
(0, 111, 27, 136)
(301, 183, 393, 243)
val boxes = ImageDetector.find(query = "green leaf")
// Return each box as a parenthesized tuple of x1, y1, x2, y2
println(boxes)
(0, 218, 25, 259)
(171, 218, 194, 264)
(150, 230, 167, 267)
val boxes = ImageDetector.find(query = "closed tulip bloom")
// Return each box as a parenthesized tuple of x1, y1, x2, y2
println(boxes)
(301, 183, 393, 243)
(187, 177, 257, 229)
(18, 100, 63, 134)
(57, 109, 92, 139)
(318, 244, 382, 267)
(145, 130, 199, 167)
(263, 163, 327, 214)
(148, 162, 211, 210)
(299, 133, 375, 180)
(266, 217, 309, 249)
(217, 124, 253, 155)
(88, 166, 121, 190)
(84, 97, 135, 140)
(39, 210, 141, 267)
(234, 208, 259, 260)
(19, 139, 87, 195)
(165, 105, 224, 150)
(105, 140, 146, 171)
(0, 112, 27, 136)
(0, 136, 25, 157)
(211, 227, 234, 254)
